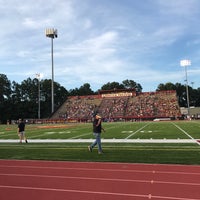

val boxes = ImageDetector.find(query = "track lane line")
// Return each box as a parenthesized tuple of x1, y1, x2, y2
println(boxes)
(1, 164, 200, 176)
(0, 185, 199, 200)
(0, 173, 200, 186)
(1, 160, 200, 200)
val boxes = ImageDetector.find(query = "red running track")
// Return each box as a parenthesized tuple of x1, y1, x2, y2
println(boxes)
(0, 159, 200, 200)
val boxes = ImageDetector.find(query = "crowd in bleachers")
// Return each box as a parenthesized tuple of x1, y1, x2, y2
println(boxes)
(126, 91, 181, 118)
(64, 97, 97, 120)
(52, 90, 181, 121)
(98, 97, 128, 119)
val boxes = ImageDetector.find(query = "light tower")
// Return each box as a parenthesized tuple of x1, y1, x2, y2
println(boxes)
(35, 73, 41, 119)
(180, 59, 191, 117)
(45, 28, 58, 113)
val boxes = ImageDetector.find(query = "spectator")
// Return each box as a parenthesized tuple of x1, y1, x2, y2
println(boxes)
(17, 119, 28, 143)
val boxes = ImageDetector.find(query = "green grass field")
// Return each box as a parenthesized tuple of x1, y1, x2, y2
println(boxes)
(0, 121, 200, 165)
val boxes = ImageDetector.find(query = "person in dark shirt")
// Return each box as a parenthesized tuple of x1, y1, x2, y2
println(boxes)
(17, 119, 28, 143)
(88, 113, 105, 154)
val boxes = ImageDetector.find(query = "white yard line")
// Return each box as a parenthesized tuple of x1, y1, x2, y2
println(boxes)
(125, 122, 150, 139)
(70, 132, 92, 139)
(172, 122, 200, 146)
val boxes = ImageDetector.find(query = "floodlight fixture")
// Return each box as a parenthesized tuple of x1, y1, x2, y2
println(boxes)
(180, 59, 191, 67)
(45, 28, 58, 38)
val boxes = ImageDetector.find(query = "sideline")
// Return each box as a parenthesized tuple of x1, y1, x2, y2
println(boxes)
(0, 139, 197, 143)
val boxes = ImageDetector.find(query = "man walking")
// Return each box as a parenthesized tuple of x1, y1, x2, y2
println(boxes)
(88, 113, 105, 154)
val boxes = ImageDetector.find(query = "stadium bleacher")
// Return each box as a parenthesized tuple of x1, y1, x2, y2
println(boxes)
(51, 89, 181, 122)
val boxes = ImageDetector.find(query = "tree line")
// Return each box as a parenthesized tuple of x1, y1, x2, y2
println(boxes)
(0, 74, 200, 123)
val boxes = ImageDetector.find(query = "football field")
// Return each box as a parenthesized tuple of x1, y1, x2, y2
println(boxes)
(0, 121, 200, 164)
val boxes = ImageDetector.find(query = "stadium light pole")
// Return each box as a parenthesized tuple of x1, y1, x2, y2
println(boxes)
(191, 82, 194, 88)
(36, 73, 41, 119)
(180, 59, 191, 117)
(45, 28, 58, 113)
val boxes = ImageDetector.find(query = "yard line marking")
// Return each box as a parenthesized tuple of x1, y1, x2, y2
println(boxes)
(70, 126, 114, 139)
(0, 185, 198, 200)
(0, 133, 15, 138)
(28, 132, 54, 139)
(126, 122, 150, 139)
(70, 132, 91, 139)
(172, 122, 200, 146)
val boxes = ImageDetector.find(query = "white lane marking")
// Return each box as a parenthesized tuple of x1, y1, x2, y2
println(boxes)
(0, 185, 199, 200)
(0, 172, 200, 186)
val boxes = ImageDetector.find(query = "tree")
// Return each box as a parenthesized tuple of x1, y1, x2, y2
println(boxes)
(174, 83, 187, 107)
(40, 79, 68, 118)
(79, 83, 94, 96)
(0, 74, 12, 102)
(10, 78, 38, 119)
(101, 81, 125, 90)
(0, 74, 12, 123)
(69, 87, 79, 96)
(195, 88, 200, 106)
(156, 82, 200, 107)
(54, 82, 69, 109)
(122, 79, 142, 92)
(157, 82, 176, 91)
(21, 78, 38, 102)
(10, 77, 69, 119)
(68, 83, 94, 96)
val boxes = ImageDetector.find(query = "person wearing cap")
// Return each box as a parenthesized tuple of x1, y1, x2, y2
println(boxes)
(17, 119, 28, 143)
(88, 113, 105, 154)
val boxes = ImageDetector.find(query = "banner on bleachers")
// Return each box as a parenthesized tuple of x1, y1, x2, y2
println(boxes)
(101, 92, 133, 98)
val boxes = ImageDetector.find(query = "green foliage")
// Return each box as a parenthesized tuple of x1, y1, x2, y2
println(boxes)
(101, 81, 125, 90)
(122, 79, 143, 92)
(0, 74, 12, 102)
(69, 83, 94, 96)
(0, 75, 69, 122)
(157, 82, 200, 107)
(100, 79, 143, 92)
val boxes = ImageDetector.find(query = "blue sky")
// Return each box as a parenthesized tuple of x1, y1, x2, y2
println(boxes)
(1, 0, 200, 92)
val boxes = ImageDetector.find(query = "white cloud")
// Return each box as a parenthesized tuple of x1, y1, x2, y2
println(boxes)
(1, 0, 200, 91)
(157, 0, 199, 16)
(22, 18, 52, 29)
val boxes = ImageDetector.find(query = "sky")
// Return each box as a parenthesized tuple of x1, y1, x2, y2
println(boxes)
(1, 0, 200, 92)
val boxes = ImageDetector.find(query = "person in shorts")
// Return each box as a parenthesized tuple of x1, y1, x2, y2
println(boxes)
(17, 119, 28, 143)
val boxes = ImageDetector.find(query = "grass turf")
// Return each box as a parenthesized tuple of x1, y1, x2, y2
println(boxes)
(0, 121, 200, 164)
(0, 143, 200, 165)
